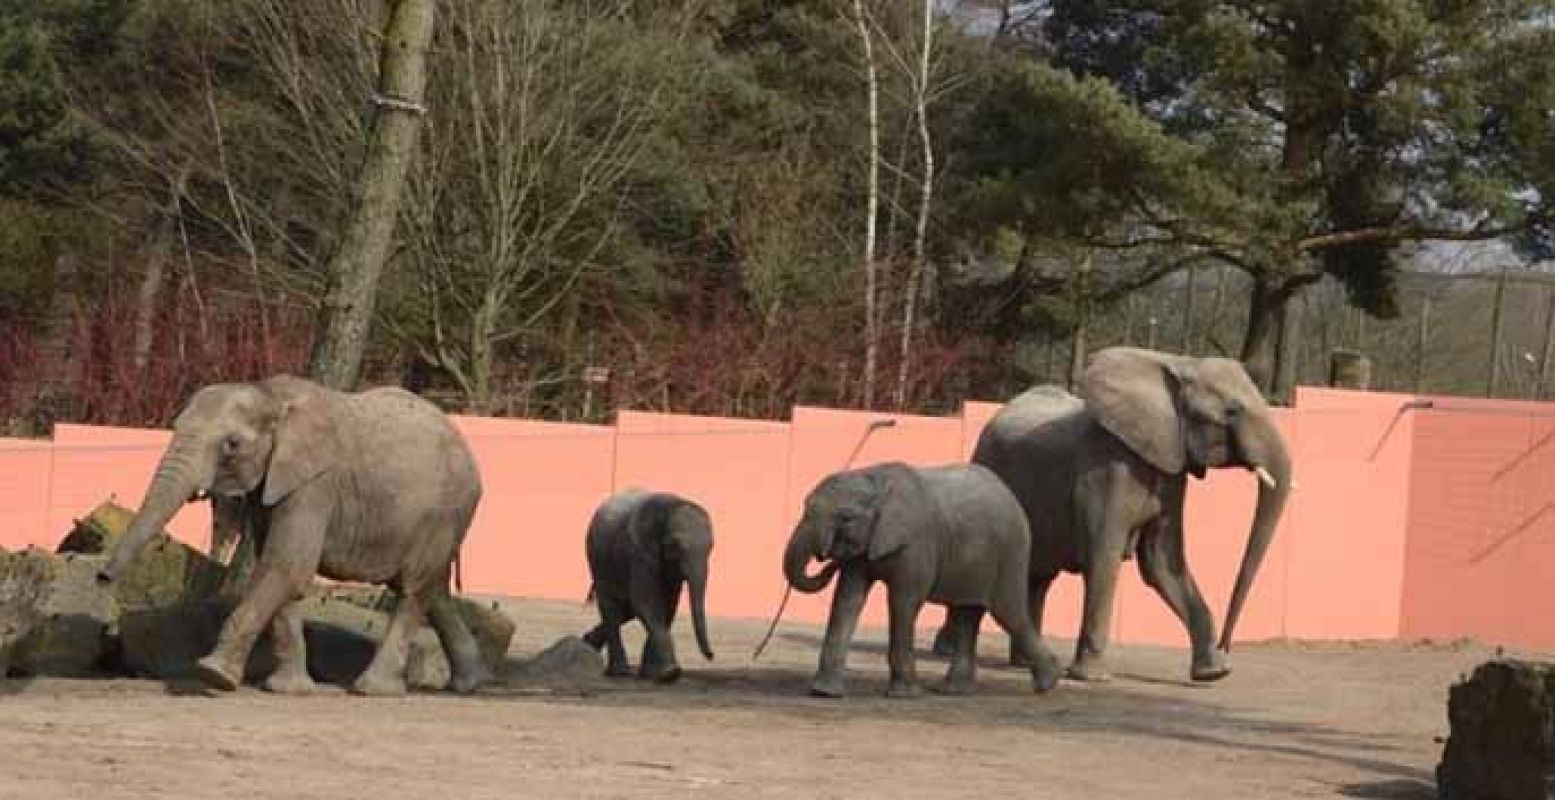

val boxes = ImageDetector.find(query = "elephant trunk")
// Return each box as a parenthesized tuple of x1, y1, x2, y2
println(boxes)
(783, 520, 839, 594)
(1218, 422, 1292, 652)
(685, 559, 714, 660)
(98, 435, 212, 584)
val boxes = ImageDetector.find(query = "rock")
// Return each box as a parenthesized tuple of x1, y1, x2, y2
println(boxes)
(121, 588, 516, 692)
(509, 636, 604, 685)
(56, 499, 227, 608)
(316, 586, 516, 682)
(0, 548, 116, 676)
(1437, 658, 1555, 800)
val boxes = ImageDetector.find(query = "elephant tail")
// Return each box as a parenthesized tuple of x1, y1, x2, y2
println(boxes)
(452, 551, 464, 594)
(584, 584, 596, 605)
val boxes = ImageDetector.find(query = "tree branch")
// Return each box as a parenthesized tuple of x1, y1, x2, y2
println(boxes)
(1298, 219, 1533, 252)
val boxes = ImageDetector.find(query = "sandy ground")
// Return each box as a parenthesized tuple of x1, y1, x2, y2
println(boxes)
(0, 596, 1526, 800)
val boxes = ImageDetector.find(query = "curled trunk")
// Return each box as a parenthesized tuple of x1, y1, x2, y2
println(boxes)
(98, 438, 212, 583)
(783, 522, 839, 594)
(1218, 419, 1293, 651)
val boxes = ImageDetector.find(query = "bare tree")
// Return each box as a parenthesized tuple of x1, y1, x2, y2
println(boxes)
(852, 0, 882, 408)
(893, 0, 937, 409)
(309, 0, 436, 390)
(395, 0, 688, 414)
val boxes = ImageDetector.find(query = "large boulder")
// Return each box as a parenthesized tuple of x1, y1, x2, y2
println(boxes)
(0, 548, 116, 676)
(57, 499, 228, 607)
(119, 587, 517, 691)
(1437, 659, 1555, 800)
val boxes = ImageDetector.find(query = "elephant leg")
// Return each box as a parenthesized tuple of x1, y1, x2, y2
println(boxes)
(585, 594, 633, 677)
(885, 582, 929, 698)
(196, 561, 309, 692)
(1069, 524, 1132, 683)
(634, 580, 681, 684)
(1008, 572, 1056, 667)
(424, 580, 492, 694)
(939, 605, 984, 695)
(930, 607, 957, 658)
(351, 590, 425, 696)
(261, 597, 318, 695)
(810, 568, 872, 698)
(990, 577, 1062, 693)
(1138, 521, 1226, 682)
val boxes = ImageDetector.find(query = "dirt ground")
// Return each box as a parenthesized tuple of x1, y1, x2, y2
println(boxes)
(0, 596, 1529, 800)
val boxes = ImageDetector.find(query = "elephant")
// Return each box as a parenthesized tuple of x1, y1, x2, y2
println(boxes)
(783, 461, 1062, 698)
(932, 347, 1292, 684)
(95, 375, 491, 696)
(581, 489, 715, 683)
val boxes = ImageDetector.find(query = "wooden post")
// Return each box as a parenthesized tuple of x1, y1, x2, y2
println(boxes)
(1329, 349, 1372, 390)
(1180, 262, 1196, 355)
(1415, 297, 1431, 393)
(1539, 288, 1555, 400)
(1487, 265, 1509, 397)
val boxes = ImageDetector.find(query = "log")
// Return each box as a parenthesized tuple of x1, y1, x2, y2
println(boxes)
(57, 499, 227, 608)
(120, 588, 516, 691)
(0, 548, 116, 676)
(1437, 659, 1555, 800)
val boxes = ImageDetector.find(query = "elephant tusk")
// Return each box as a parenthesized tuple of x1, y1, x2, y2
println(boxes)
(1254, 466, 1277, 489)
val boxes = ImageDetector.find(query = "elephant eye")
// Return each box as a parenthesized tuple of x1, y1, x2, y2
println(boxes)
(220, 434, 242, 456)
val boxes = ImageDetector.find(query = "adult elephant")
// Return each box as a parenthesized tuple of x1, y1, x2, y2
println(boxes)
(933, 347, 1292, 684)
(783, 462, 1062, 698)
(581, 489, 715, 683)
(95, 375, 490, 696)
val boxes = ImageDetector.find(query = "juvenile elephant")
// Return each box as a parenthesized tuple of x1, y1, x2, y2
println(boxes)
(783, 461, 1062, 698)
(932, 347, 1292, 683)
(581, 490, 715, 683)
(96, 375, 490, 696)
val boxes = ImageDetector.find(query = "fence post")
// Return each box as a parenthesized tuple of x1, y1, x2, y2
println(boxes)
(1487, 265, 1509, 397)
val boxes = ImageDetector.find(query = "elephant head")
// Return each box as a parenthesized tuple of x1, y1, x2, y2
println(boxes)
(783, 466, 906, 594)
(1079, 347, 1293, 652)
(639, 501, 716, 660)
(96, 376, 341, 584)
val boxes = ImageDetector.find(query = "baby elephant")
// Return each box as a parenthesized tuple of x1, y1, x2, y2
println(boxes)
(582, 490, 715, 683)
(783, 461, 1062, 698)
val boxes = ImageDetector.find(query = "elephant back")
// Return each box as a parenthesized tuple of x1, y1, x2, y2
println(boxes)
(974, 386, 1085, 457)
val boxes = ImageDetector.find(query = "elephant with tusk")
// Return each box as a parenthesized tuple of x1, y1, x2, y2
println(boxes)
(96, 375, 490, 697)
(933, 347, 1293, 684)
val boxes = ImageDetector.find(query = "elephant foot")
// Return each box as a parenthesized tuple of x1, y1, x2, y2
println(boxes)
(603, 663, 633, 678)
(350, 671, 408, 697)
(1191, 652, 1231, 683)
(886, 681, 923, 699)
(1031, 653, 1063, 693)
(193, 655, 243, 692)
(263, 670, 319, 696)
(929, 628, 957, 658)
(1065, 658, 1112, 683)
(649, 666, 683, 685)
(808, 674, 846, 698)
(935, 677, 977, 696)
(448, 663, 494, 695)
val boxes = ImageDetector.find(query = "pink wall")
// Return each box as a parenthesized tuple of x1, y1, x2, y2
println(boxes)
(1400, 397, 1555, 650)
(1, 388, 1550, 652)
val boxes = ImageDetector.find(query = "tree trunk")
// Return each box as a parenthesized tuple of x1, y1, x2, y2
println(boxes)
(308, 0, 435, 390)
(132, 166, 192, 374)
(1272, 288, 1302, 403)
(894, 0, 935, 411)
(1241, 277, 1278, 392)
(1068, 255, 1092, 389)
(1416, 297, 1431, 393)
(851, 0, 881, 409)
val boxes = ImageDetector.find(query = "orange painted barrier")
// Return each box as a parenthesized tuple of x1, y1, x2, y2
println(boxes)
(1, 387, 1550, 651)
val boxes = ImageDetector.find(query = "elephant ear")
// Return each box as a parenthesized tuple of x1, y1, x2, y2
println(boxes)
(628, 496, 671, 562)
(1079, 347, 1187, 475)
(863, 466, 910, 561)
(261, 383, 343, 506)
